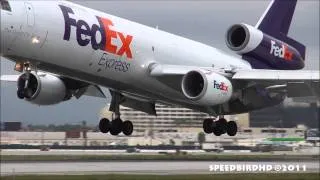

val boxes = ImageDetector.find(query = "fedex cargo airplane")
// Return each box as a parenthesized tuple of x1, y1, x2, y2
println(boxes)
(1, 0, 319, 136)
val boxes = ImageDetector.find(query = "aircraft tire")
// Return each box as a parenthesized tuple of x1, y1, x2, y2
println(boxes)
(110, 118, 123, 135)
(213, 126, 223, 136)
(99, 118, 110, 133)
(203, 118, 213, 134)
(122, 120, 133, 136)
(226, 121, 237, 136)
(217, 118, 227, 134)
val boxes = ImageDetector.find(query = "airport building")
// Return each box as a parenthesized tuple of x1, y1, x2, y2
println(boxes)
(249, 98, 319, 128)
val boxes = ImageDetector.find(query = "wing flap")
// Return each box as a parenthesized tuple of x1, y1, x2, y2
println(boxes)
(233, 69, 320, 98)
(232, 69, 319, 82)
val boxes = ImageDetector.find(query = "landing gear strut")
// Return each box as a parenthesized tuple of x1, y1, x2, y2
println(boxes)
(202, 117, 237, 136)
(98, 91, 133, 136)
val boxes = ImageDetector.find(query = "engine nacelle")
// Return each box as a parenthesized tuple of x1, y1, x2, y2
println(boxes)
(181, 70, 233, 106)
(225, 23, 304, 69)
(226, 23, 265, 54)
(17, 72, 69, 105)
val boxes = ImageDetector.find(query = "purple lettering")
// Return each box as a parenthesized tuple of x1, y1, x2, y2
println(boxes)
(76, 20, 91, 46)
(59, 5, 77, 41)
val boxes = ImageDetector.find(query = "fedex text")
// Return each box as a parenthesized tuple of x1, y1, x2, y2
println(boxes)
(59, 5, 133, 59)
(213, 80, 228, 92)
(270, 40, 293, 61)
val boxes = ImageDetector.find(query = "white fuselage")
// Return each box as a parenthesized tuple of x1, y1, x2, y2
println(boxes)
(1, 1, 251, 106)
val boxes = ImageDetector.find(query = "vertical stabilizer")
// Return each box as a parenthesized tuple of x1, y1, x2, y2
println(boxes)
(255, 0, 305, 60)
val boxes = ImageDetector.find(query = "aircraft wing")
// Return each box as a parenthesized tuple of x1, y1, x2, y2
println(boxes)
(232, 69, 320, 98)
(149, 64, 319, 98)
(149, 64, 213, 76)
(232, 69, 319, 82)
(0, 75, 20, 82)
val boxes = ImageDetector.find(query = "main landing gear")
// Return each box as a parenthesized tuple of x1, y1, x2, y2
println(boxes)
(203, 117, 237, 136)
(98, 91, 133, 136)
(99, 116, 133, 136)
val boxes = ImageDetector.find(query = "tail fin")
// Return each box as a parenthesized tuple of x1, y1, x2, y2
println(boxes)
(255, 0, 306, 60)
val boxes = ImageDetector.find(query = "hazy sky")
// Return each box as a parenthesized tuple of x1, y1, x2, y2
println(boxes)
(1, 0, 319, 125)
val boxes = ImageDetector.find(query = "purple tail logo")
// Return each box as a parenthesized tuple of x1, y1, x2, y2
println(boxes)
(270, 40, 293, 61)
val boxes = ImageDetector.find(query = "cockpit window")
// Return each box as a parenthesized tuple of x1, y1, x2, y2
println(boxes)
(1, 0, 11, 12)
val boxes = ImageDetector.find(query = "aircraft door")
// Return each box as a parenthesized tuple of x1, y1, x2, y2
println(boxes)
(24, 2, 35, 26)
(8, 1, 48, 58)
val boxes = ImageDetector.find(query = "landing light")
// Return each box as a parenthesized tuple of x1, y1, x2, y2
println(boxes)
(31, 36, 40, 44)
(14, 62, 23, 72)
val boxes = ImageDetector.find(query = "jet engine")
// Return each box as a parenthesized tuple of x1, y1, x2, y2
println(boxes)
(181, 70, 233, 106)
(225, 23, 265, 54)
(17, 72, 71, 105)
(225, 23, 304, 69)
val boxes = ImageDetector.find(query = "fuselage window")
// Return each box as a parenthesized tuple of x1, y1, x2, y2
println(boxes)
(1, 0, 11, 12)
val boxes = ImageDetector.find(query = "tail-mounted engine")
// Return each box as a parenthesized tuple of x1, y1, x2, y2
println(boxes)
(225, 23, 305, 70)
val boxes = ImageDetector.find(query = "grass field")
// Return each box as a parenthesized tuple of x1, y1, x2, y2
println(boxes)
(1, 173, 320, 180)
(1, 154, 318, 162)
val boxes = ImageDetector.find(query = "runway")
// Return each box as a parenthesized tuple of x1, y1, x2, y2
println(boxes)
(1, 161, 319, 175)
(1, 149, 317, 155)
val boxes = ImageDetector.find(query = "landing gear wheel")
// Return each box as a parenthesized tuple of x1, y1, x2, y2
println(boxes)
(226, 121, 237, 136)
(217, 118, 227, 134)
(17, 89, 25, 99)
(110, 118, 123, 136)
(99, 118, 110, 133)
(122, 121, 133, 136)
(203, 118, 213, 134)
(213, 127, 223, 136)
(101, 91, 135, 136)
